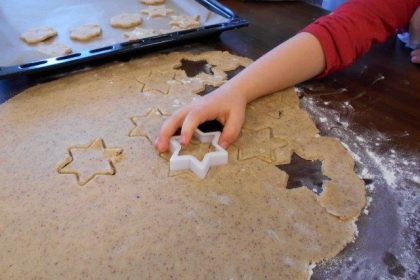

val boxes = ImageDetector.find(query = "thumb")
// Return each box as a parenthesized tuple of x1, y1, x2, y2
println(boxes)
(219, 111, 245, 149)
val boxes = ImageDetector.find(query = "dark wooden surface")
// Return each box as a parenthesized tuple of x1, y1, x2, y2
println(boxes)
(1, 1, 419, 278)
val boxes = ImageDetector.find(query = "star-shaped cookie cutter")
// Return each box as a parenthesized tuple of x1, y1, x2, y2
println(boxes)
(169, 129, 228, 179)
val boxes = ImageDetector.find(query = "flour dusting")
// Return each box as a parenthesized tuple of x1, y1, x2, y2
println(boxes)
(297, 87, 419, 279)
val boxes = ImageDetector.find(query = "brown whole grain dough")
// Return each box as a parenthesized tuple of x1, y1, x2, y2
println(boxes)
(0, 51, 365, 280)
(110, 13, 143, 29)
(69, 24, 102, 41)
(20, 27, 57, 44)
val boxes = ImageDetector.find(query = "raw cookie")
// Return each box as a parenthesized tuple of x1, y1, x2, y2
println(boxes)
(111, 13, 143, 28)
(20, 27, 57, 44)
(37, 42, 72, 57)
(170, 15, 200, 29)
(69, 24, 102, 41)
(123, 27, 160, 41)
(141, 5, 173, 18)
(139, 0, 165, 4)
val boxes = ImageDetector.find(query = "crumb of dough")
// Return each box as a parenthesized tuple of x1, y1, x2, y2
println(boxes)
(139, 0, 165, 5)
(69, 24, 102, 41)
(37, 43, 72, 57)
(20, 27, 57, 44)
(141, 5, 173, 18)
(123, 27, 160, 41)
(169, 15, 200, 29)
(111, 13, 143, 28)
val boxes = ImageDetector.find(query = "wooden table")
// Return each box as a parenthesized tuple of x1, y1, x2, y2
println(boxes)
(1, 1, 418, 278)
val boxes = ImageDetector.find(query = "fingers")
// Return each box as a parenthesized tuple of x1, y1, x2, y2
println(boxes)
(155, 108, 188, 152)
(218, 109, 245, 149)
(411, 49, 420, 63)
(180, 109, 204, 146)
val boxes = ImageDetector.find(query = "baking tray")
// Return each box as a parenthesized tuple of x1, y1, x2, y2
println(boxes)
(0, 0, 248, 79)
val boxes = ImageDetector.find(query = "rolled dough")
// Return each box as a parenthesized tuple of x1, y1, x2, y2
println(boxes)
(0, 51, 365, 279)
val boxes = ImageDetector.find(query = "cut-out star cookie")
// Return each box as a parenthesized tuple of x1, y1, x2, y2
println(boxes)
(236, 128, 288, 163)
(129, 108, 168, 143)
(56, 138, 123, 186)
(170, 15, 200, 29)
(141, 5, 173, 18)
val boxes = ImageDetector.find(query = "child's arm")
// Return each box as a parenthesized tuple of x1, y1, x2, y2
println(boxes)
(155, 0, 419, 153)
(155, 32, 325, 152)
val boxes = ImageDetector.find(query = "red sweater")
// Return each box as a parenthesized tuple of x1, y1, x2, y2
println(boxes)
(302, 0, 420, 76)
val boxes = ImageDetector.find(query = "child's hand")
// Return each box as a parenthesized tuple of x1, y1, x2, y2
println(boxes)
(154, 87, 247, 152)
(411, 49, 420, 63)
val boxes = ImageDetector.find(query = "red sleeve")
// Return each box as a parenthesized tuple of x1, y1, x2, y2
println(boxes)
(302, 0, 420, 76)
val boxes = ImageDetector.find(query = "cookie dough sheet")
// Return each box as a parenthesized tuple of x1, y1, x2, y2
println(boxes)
(0, 0, 228, 66)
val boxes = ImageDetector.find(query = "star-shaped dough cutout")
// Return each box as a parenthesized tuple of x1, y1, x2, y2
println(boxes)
(129, 108, 167, 143)
(56, 138, 123, 186)
(169, 15, 200, 29)
(236, 128, 288, 163)
(141, 5, 173, 18)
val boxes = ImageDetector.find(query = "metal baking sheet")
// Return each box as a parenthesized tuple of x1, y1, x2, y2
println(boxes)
(0, 0, 247, 78)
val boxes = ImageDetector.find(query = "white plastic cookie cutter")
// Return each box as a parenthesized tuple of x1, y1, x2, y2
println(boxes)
(169, 129, 228, 179)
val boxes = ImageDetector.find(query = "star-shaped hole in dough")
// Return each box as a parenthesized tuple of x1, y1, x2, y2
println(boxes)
(141, 5, 173, 18)
(236, 128, 288, 163)
(277, 153, 330, 194)
(129, 108, 168, 143)
(56, 138, 123, 186)
(174, 59, 214, 77)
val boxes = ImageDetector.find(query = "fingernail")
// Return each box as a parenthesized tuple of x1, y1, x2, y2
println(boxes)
(181, 135, 187, 145)
(154, 138, 159, 147)
(220, 141, 229, 149)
